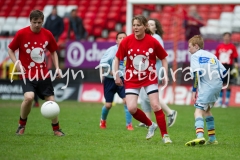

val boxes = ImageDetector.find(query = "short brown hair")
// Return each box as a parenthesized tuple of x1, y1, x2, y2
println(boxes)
(132, 15, 153, 35)
(29, 10, 44, 21)
(188, 35, 204, 49)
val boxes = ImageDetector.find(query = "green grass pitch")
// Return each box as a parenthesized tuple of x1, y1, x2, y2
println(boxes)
(0, 100, 239, 160)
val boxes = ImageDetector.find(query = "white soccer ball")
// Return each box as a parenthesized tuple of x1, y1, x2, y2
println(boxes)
(41, 101, 60, 119)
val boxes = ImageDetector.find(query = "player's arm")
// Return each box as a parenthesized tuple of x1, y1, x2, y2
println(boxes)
(100, 47, 112, 75)
(161, 58, 169, 83)
(192, 71, 198, 102)
(8, 49, 24, 72)
(51, 51, 61, 78)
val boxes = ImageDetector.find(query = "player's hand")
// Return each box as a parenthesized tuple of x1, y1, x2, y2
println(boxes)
(16, 63, 26, 73)
(55, 68, 62, 79)
(115, 76, 123, 86)
(162, 76, 169, 86)
(192, 92, 196, 102)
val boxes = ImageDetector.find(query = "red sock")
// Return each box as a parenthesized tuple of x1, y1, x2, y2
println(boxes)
(154, 109, 168, 137)
(19, 116, 27, 126)
(52, 122, 60, 131)
(132, 108, 152, 126)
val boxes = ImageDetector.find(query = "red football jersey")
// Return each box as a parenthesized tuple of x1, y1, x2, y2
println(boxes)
(8, 26, 58, 79)
(215, 43, 238, 65)
(116, 34, 168, 89)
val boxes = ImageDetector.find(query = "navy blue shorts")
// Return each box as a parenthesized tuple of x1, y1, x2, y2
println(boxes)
(21, 78, 54, 100)
(103, 77, 125, 102)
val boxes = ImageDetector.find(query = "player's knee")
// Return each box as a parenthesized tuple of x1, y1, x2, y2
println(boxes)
(151, 103, 160, 112)
(24, 94, 34, 102)
(105, 103, 112, 109)
(127, 106, 137, 114)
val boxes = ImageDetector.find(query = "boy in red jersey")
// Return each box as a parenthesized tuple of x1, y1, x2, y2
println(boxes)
(215, 32, 239, 108)
(8, 10, 64, 136)
(114, 15, 172, 144)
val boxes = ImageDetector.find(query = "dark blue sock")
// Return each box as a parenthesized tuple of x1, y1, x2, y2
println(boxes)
(101, 106, 109, 120)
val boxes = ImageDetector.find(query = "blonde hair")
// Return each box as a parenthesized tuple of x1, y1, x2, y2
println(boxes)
(132, 15, 153, 35)
(188, 35, 204, 49)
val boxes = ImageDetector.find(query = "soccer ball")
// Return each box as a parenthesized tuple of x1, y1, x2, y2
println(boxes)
(41, 101, 60, 119)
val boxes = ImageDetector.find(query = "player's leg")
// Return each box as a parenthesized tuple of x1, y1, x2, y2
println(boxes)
(215, 90, 223, 107)
(33, 92, 39, 107)
(138, 88, 151, 127)
(125, 89, 153, 132)
(159, 99, 177, 127)
(100, 77, 115, 129)
(117, 78, 133, 130)
(223, 88, 231, 108)
(38, 78, 64, 136)
(204, 104, 218, 145)
(185, 106, 206, 146)
(16, 80, 36, 135)
(146, 84, 172, 143)
(122, 98, 133, 130)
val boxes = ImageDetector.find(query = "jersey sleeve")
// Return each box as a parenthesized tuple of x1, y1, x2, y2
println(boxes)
(100, 47, 112, 65)
(231, 44, 239, 59)
(154, 39, 168, 60)
(116, 39, 126, 61)
(46, 31, 58, 53)
(8, 31, 20, 51)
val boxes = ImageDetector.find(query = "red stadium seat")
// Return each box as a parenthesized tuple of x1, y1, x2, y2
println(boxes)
(94, 18, 106, 28)
(121, 6, 126, 14)
(222, 5, 234, 12)
(122, 25, 126, 32)
(68, 0, 78, 5)
(198, 5, 210, 12)
(47, 0, 57, 5)
(96, 12, 107, 19)
(112, 1, 122, 6)
(57, 0, 68, 5)
(210, 6, 222, 12)
(101, 0, 111, 7)
(134, 7, 143, 15)
(99, 6, 109, 13)
(120, 15, 126, 24)
(96, 37, 107, 42)
(107, 12, 119, 21)
(79, 0, 89, 7)
(208, 12, 220, 19)
(160, 13, 172, 20)
(0, 11, 8, 17)
(110, 6, 121, 12)
(85, 12, 96, 19)
(19, 11, 29, 17)
(12, 6, 21, 13)
(163, 6, 175, 13)
(88, 6, 98, 13)
(149, 12, 161, 20)
(231, 33, 240, 42)
(106, 20, 116, 30)
(8, 11, 19, 17)
(89, 0, 101, 7)
(84, 24, 92, 35)
(93, 27, 102, 37)
(108, 31, 118, 39)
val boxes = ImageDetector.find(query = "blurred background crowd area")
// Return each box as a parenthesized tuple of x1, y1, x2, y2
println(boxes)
(0, 0, 240, 44)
